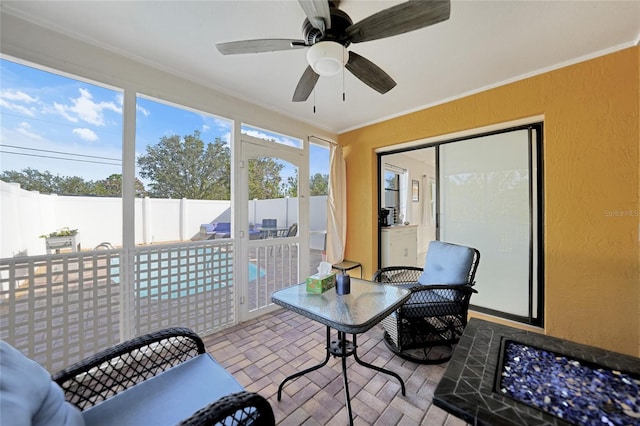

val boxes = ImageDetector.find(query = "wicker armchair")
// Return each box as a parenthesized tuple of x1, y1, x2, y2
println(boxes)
(53, 327, 275, 425)
(372, 241, 480, 364)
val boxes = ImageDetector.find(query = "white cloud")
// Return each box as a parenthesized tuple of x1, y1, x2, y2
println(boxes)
(72, 128, 99, 142)
(137, 104, 150, 117)
(212, 117, 231, 131)
(15, 122, 43, 141)
(202, 124, 210, 132)
(54, 88, 122, 126)
(0, 98, 36, 117)
(222, 132, 231, 144)
(53, 102, 79, 122)
(1, 89, 37, 103)
(242, 129, 299, 148)
(0, 89, 38, 117)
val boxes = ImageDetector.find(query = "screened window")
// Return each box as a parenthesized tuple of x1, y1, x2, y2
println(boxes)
(309, 142, 329, 266)
(0, 58, 123, 256)
(135, 95, 232, 245)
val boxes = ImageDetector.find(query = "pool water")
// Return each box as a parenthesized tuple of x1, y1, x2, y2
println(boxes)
(113, 248, 265, 299)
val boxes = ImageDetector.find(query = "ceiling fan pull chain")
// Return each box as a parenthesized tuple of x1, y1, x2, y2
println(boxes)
(313, 88, 316, 113)
(342, 46, 346, 102)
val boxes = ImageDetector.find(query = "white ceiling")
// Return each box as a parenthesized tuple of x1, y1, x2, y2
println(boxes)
(2, 1, 639, 134)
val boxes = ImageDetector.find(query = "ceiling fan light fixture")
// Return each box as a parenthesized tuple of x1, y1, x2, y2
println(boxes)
(306, 41, 347, 76)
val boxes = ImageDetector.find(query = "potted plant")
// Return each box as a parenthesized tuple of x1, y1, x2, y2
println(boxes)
(40, 227, 79, 253)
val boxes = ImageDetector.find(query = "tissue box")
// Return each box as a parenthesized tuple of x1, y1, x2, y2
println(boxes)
(306, 273, 336, 294)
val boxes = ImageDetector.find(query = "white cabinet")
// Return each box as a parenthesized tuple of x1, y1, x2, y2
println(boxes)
(381, 225, 418, 268)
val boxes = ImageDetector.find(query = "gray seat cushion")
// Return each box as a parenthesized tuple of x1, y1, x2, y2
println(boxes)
(82, 353, 244, 426)
(418, 241, 475, 286)
(400, 289, 462, 318)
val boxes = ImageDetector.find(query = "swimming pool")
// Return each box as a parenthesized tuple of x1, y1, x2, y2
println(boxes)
(115, 248, 265, 299)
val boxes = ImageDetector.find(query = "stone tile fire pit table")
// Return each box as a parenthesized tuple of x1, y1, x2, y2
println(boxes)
(433, 318, 639, 426)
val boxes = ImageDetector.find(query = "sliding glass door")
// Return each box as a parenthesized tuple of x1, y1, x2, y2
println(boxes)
(439, 125, 543, 325)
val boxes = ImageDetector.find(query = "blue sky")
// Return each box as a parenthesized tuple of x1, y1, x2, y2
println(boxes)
(0, 58, 328, 186)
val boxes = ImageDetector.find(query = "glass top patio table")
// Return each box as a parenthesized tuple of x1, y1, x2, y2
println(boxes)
(257, 227, 288, 238)
(271, 278, 411, 334)
(272, 279, 411, 425)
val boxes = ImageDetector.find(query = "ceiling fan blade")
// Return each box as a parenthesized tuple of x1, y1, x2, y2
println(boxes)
(292, 66, 320, 102)
(298, 0, 331, 32)
(346, 0, 450, 44)
(345, 51, 396, 94)
(216, 39, 306, 55)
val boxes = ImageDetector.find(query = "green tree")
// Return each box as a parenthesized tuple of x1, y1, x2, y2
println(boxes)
(284, 170, 298, 197)
(0, 168, 60, 193)
(0, 169, 149, 197)
(94, 174, 147, 197)
(309, 173, 329, 196)
(248, 157, 283, 199)
(57, 176, 93, 195)
(137, 130, 230, 199)
(282, 171, 328, 197)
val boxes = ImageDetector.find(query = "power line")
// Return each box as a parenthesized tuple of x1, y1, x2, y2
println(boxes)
(0, 150, 121, 166)
(0, 144, 121, 161)
(0, 111, 123, 137)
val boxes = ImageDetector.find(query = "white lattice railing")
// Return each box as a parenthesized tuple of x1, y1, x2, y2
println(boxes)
(248, 242, 299, 312)
(0, 239, 235, 372)
(131, 241, 235, 337)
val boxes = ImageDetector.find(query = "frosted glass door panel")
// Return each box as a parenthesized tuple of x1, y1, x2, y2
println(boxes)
(440, 130, 531, 317)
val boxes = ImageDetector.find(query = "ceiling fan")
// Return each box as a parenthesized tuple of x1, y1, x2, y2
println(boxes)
(216, 0, 451, 102)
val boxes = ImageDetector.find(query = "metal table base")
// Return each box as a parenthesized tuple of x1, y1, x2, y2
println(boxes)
(277, 326, 406, 426)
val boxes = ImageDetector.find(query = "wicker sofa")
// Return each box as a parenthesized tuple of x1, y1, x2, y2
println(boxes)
(1, 328, 274, 426)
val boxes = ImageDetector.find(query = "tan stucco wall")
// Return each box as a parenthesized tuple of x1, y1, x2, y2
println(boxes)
(339, 47, 640, 357)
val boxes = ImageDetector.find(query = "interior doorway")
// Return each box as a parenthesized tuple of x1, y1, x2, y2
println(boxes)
(379, 148, 436, 266)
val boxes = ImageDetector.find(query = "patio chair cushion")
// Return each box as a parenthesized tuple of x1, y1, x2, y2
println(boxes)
(401, 291, 463, 318)
(201, 222, 231, 234)
(81, 353, 245, 426)
(389, 283, 461, 319)
(201, 223, 215, 233)
(213, 222, 231, 233)
(418, 241, 476, 286)
(0, 341, 85, 426)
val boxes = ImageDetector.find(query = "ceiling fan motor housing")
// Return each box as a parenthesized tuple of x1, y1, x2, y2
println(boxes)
(302, 7, 353, 47)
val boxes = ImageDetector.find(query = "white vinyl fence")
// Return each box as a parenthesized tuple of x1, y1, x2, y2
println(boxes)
(1, 180, 327, 258)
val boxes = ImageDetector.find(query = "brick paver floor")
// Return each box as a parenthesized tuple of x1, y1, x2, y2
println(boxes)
(202, 308, 469, 425)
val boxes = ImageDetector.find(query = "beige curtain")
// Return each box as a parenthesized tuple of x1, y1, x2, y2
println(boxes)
(326, 143, 346, 264)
